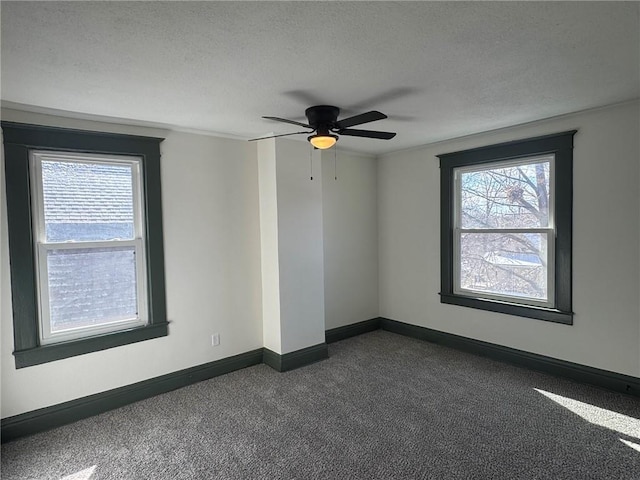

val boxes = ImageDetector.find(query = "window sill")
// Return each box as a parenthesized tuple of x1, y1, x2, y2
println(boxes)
(13, 322, 169, 368)
(440, 293, 573, 325)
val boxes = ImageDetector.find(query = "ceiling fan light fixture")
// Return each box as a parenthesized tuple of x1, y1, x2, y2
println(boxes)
(308, 134, 338, 149)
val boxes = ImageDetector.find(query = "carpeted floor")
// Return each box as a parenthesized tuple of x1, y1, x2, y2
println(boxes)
(2, 330, 639, 479)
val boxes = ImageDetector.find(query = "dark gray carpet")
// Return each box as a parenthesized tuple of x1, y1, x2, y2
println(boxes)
(2, 330, 639, 479)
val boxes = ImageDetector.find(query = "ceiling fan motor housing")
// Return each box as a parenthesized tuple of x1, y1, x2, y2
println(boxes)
(305, 105, 340, 132)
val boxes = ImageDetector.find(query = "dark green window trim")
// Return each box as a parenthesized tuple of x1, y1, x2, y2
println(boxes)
(438, 131, 576, 325)
(2, 122, 168, 368)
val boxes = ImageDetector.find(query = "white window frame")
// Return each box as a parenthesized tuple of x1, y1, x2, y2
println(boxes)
(30, 150, 149, 345)
(452, 155, 556, 308)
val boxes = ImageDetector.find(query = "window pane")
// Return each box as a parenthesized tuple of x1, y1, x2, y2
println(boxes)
(459, 158, 551, 229)
(46, 247, 139, 333)
(41, 160, 135, 242)
(459, 232, 548, 301)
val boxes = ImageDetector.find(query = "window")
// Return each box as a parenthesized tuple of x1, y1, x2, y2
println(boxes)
(2, 122, 168, 367)
(32, 152, 149, 343)
(439, 131, 576, 324)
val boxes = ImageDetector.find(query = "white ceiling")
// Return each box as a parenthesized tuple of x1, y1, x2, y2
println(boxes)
(1, 1, 638, 155)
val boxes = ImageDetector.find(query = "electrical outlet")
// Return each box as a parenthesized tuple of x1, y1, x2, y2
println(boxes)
(211, 333, 220, 346)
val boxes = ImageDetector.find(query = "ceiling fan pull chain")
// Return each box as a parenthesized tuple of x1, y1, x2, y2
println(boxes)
(334, 147, 337, 180)
(310, 145, 313, 181)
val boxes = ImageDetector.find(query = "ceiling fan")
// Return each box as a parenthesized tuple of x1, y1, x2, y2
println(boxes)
(249, 105, 396, 149)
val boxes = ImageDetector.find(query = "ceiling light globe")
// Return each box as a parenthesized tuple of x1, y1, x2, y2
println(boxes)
(309, 134, 338, 150)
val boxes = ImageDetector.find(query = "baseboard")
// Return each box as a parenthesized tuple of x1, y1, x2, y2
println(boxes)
(1, 348, 264, 443)
(5, 319, 638, 443)
(2, 340, 329, 443)
(263, 343, 329, 372)
(380, 318, 640, 397)
(325, 318, 382, 344)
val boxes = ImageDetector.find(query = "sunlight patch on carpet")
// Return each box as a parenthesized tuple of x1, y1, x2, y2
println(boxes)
(620, 439, 640, 453)
(534, 388, 640, 440)
(60, 465, 97, 480)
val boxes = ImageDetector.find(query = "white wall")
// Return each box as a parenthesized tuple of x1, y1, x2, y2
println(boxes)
(1, 110, 264, 417)
(11, 101, 633, 419)
(0, 108, 382, 418)
(274, 139, 326, 353)
(322, 149, 379, 330)
(257, 138, 282, 354)
(379, 100, 640, 377)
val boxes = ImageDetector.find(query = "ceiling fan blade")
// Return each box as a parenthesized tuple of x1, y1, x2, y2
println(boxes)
(248, 131, 311, 142)
(262, 116, 312, 129)
(335, 111, 387, 129)
(338, 129, 396, 140)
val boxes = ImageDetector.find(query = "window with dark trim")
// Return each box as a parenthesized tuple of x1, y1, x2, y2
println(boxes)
(438, 131, 576, 324)
(2, 122, 168, 368)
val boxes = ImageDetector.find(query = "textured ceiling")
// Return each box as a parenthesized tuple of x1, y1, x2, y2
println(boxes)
(1, 1, 639, 155)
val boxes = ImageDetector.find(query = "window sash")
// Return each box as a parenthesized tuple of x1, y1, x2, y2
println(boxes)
(36, 241, 149, 344)
(30, 151, 149, 345)
(454, 155, 555, 229)
(453, 229, 555, 308)
(453, 155, 556, 308)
